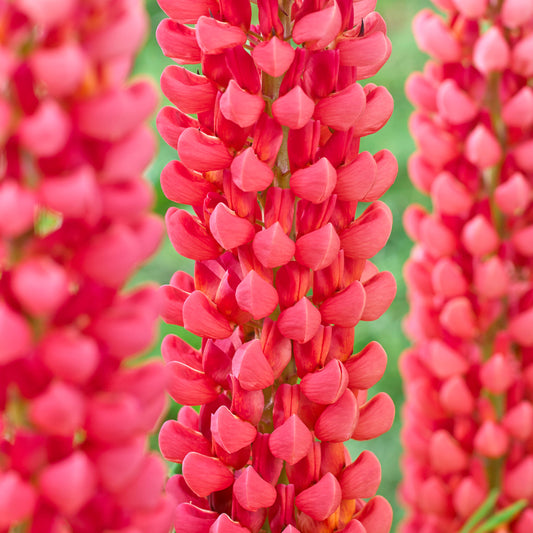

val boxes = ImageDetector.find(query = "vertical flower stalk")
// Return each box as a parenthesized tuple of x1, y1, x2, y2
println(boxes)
(402, 0, 533, 531)
(0, 1, 173, 531)
(157, 1, 398, 532)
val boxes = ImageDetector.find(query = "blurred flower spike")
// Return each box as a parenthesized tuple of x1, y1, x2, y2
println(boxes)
(401, 0, 533, 531)
(157, 0, 398, 531)
(0, 0, 173, 531)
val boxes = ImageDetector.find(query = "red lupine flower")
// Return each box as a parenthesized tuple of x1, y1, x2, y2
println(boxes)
(0, 1, 172, 531)
(402, 1, 533, 531)
(157, 0, 397, 532)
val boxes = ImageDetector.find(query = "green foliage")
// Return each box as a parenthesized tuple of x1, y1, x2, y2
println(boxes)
(459, 489, 500, 533)
(134, 0, 431, 528)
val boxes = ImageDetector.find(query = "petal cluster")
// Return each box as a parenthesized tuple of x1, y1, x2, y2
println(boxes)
(0, 1, 172, 531)
(157, 1, 398, 531)
(402, 1, 533, 531)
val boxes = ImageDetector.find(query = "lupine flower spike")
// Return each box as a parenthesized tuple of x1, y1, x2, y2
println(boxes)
(0, 1, 173, 531)
(402, 0, 533, 531)
(157, 1, 398, 532)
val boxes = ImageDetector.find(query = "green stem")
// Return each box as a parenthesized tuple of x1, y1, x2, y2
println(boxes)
(484, 71, 506, 236)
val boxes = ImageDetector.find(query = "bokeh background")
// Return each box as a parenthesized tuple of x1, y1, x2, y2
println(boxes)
(133, 0, 431, 528)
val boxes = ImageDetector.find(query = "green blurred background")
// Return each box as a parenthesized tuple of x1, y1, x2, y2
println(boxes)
(133, 0, 430, 528)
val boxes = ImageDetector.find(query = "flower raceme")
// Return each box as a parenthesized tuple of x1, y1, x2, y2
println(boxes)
(157, 1, 398, 532)
(401, 0, 533, 532)
(0, 1, 173, 531)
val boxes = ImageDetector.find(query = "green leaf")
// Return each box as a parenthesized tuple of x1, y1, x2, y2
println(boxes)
(471, 499, 528, 533)
(459, 489, 500, 533)
(35, 208, 62, 237)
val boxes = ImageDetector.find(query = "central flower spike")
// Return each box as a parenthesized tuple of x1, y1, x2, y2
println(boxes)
(157, 1, 398, 531)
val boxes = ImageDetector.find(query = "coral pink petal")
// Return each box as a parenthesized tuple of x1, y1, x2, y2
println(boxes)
(426, 340, 468, 379)
(439, 297, 478, 339)
(503, 402, 533, 441)
(159, 284, 187, 326)
(209, 203, 255, 250)
(293, 3, 341, 48)
(29, 382, 85, 437)
(269, 414, 313, 465)
(166, 361, 219, 406)
(429, 430, 469, 474)
(301, 359, 349, 405)
(253, 222, 295, 268)
(504, 457, 533, 500)
(233, 467, 277, 512)
(465, 124, 502, 169)
(345, 341, 387, 390)
(503, 87, 533, 129)
(356, 496, 393, 533)
(494, 172, 531, 215)
(431, 171, 473, 215)
(413, 10, 462, 62)
(0, 303, 32, 365)
(474, 421, 509, 459)
(166, 208, 222, 261)
(439, 376, 475, 415)
(320, 280, 366, 328)
(210, 513, 250, 533)
(437, 79, 478, 125)
(183, 290, 233, 339)
(195, 16, 247, 54)
(177, 128, 233, 173)
(159, 420, 211, 463)
(231, 147, 274, 192)
(335, 151, 377, 202)
(272, 86, 315, 130)
(220, 80, 265, 128)
(295, 473, 342, 521)
(211, 406, 257, 454)
(290, 157, 337, 204)
(295, 223, 340, 271)
(235, 270, 279, 320)
(174, 503, 218, 533)
(252, 37, 295, 77)
(314, 82, 366, 131)
(0, 472, 36, 528)
(341, 202, 393, 259)
(232, 339, 275, 391)
(502, 0, 533, 27)
(315, 389, 359, 443)
(340, 450, 381, 499)
(157, 105, 198, 148)
(361, 271, 397, 321)
(473, 27, 510, 74)
(338, 32, 390, 68)
(161, 65, 217, 114)
(353, 85, 394, 137)
(39, 452, 97, 515)
(182, 453, 234, 498)
(480, 353, 515, 394)
(352, 393, 395, 441)
(277, 297, 322, 344)
(157, 0, 217, 22)
(161, 160, 215, 206)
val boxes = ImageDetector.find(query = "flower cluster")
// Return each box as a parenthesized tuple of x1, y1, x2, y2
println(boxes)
(157, 1, 398, 531)
(0, 1, 173, 531)
(401, 0, 533, 531)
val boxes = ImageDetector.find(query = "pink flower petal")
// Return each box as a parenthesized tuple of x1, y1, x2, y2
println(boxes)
(269, 414, 313, 465)
(294, 472, 342, 521)
(182, 453, 234, 498)
(272, 86, 315, 130)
